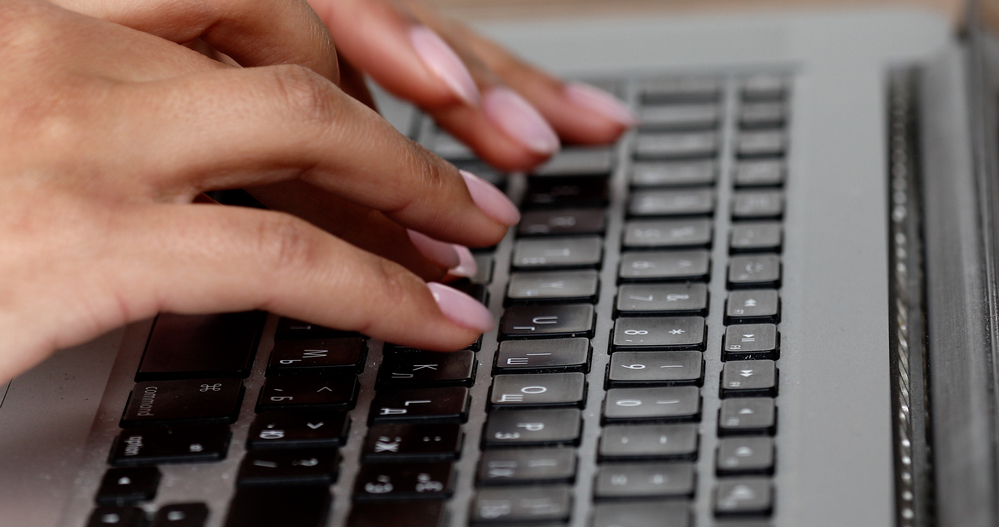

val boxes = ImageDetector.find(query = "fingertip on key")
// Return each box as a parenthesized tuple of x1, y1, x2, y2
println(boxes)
(427, 282, 494, 334)
(460, 169, 521, 226)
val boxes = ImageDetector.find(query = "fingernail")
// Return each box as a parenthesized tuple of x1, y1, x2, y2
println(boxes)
(564, 82, 638, 126)
(427, 282, 494, 332)
(460, 169, 521, 226)
(409, 25, 480, 106)
(450, 245, 478, 278)
(408, 229, 460, 269)
(482, 87, 561, 155)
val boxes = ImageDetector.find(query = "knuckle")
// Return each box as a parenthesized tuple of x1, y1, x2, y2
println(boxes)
(252, 212, 320, 277)
(268, 64, 341, 125)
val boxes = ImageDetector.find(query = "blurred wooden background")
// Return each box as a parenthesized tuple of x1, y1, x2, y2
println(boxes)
(426, 0, 963, 24)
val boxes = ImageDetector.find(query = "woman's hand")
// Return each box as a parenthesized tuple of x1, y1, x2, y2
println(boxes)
(0, 0, 517, 382)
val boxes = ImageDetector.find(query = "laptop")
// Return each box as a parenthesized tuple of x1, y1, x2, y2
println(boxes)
(2, 1, 995, 526)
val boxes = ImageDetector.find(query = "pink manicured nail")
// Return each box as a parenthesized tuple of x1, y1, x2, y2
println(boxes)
(460, 170, 521, 226)
(408, 229, 460, 269)
(427, 282, 494, 332)
(449, 245, 478, 278)
(565, 82, 638, 126)
(482, 87, 561, 155)
(409, 25, 480, 106)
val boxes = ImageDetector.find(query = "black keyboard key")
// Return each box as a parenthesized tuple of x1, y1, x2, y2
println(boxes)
(723, 324, 779, 360)
(472, 254, 494, 285)
(599, 424, 699, 461)
(732, 191, 784, 220)
(623, 219, 713, 249)
(734, 160, 786, 188)
(631, 161, 717, 188)
(256, 374, 358, 412)
(739, 103, 787, 129)
(483, 409, 582, 447)
(353, 462, 454, 500)
(237, 448, 340, 486)
(477, 448, 576, 485)
(616, 283, 708, 316)
(608, 351, 703, 386)
(730, 223, 782, 253)
(524, 177, 609, 208)
(592, 501, 690, 527)
(275, 317, 360, 340)
(741, 74, 788, 101)
(362, 423, 463, 462)
(641, 77, 721, 104)
(518, 208, 606, 237)
(87, 506, 147, 527)
(471, 486, 572, 523)
(715, 478, 773, 516)
(629, 189, 715, 217)
(500, 305, 595, 339)
(223, 485, 331, 527)
(95, 467, 161, 505)
(717, 437, 775, 475)
(594, 463, 695, 499)
(110, 425, 231, 467)
(120, 379, 243, 427)
(451, 279, 489, 305)
(612, 317, 706, 351)
(378, 350, 477, 387)
(619, 251, 711, 282)
(151, 503, 209, 527)
(531, 147, 615, 177)
(639, 104, 720, 131)
(721, 361, 777, 397)
(347, 500, 448, 527)
(736, 132, 786, 158)
(136, 312, 263, 381)
(725, 290, 780, 324)
(635, 132, 719, 160)
(603, 386, 701, 422)
(494, 338, 590, 373)
(247, 411, 349, 450)
(490, 373, 586, 408)
(512, 237, 603, 270)
(369, 387, 470, 424)
(718, 398, 776, 436)
(728, 255, 781, 289)
(506, 270, 600, 304)
(266, 338, 366, 375)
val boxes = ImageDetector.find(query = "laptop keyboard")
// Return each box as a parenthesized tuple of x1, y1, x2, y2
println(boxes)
(84, 72, 789, 527)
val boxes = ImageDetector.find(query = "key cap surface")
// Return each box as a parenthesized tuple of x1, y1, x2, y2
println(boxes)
(641, 77, 721, 104)
(524, 177, 609, 208)
(718, 398, 776, 435)
(732, 191, 784, 220)
(275, 317, 360, 340)
(151, 503, 209, 527)
(266, 338, 366, 375)
(490, 373, 586, 408)
(347, 500, 448, 527)
(87, 506, 147, 527)
(471, 486, 572, 523)
(739, 103, 787, 129)
(136, 312, 263, 381)
(723, 324, 779, 360)
(631, 161, 717, 188)
(603, 386, 701, 422)
(733, 160, 785, 187)
(500, 305, 595, 339)
(518, 209, 606, 237)
(608, 351, 704, 386)
(512, 237, 603, 270)
(591, 500, 691, 527)
(223, 485, 331, 527)
(110, 425, 231, 466)
(714, 478, 774, 516)
(594, 463, 696, 498)
(612, 317, 706, 350)
(629, 189, 715, 217)
(623, 219, 712, 249)
(635, 133, 719, 160)
(477, 448, 576, 485)
(353, 462, 454, 500)
(725, 290, 780, 324)
(246, 411, 349, 450)
(483, 408, 581, 447)
(362, 423, 463, 462)
(237, 448, 340, 486)
(531, 147, 615, 177)
(728, 255, 781, 289)
(599, 424, 699, 460)
(737, 132, 786, 158)
(256, 374, 358, 411)
(619, 251, 711, 282)
(741, 74, 788, 101)
(639, 104, 720, 131)
(616, 283, 708, 315)
(721, 360, 777, 397)
(717, 437, 775, 475)
(369, 387, 470, 424)
(507, 270, 599, 304)
(121, 379, 243, 427)
(378, 350, 477, 387)
(95, 467, 161, 505)
(730, 223, 782, 254)
(494, 338, 590, 373)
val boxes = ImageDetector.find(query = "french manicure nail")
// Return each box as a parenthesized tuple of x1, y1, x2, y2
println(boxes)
(460, 169, 521, 226)
(564, 82, 638, 126)
(449, 245, 478, 278)
(427, 282, 494, 332)
(409, 25, 480, 106)
(408, 229, 460, 269)
(482, 87, 561, 156)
